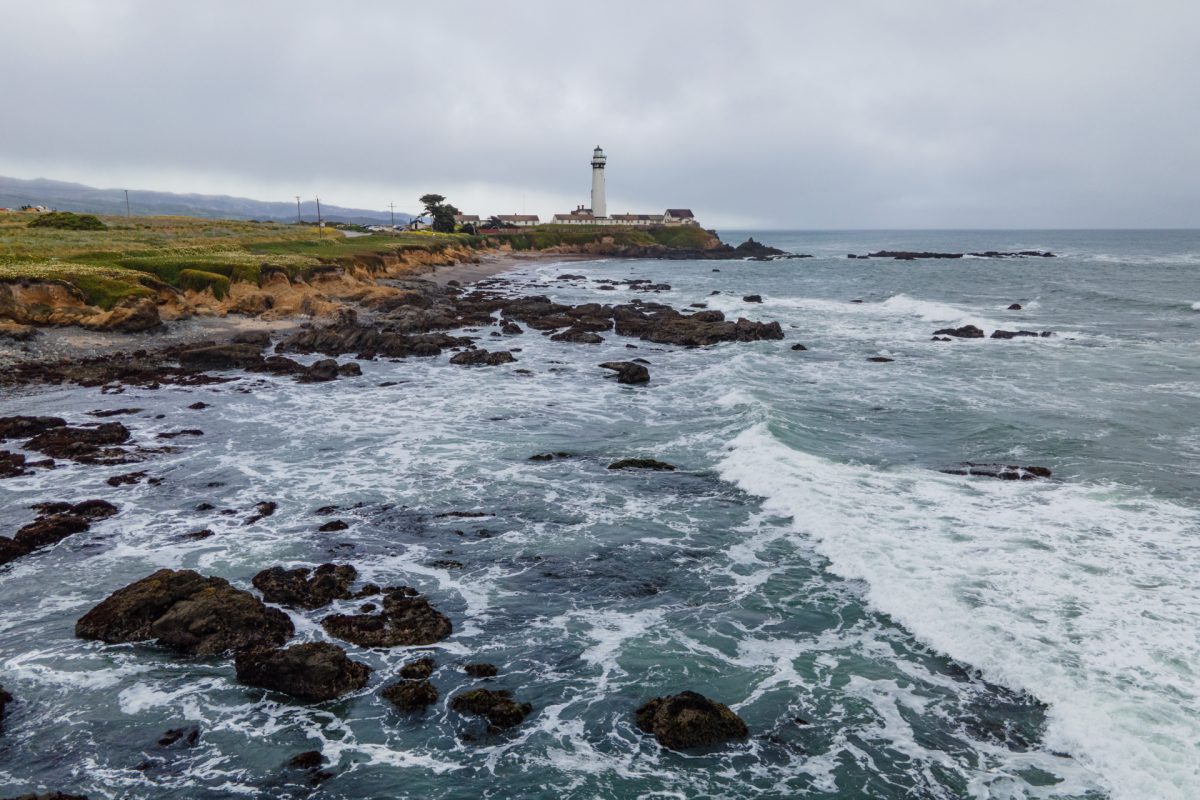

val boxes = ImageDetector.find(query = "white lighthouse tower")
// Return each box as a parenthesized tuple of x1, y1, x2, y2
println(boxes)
(590, 145, 607, 218)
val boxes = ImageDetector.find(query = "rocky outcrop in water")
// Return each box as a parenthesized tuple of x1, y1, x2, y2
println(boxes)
(252, 564, 361, 609)
(940, 463, 1052, 480)
(932, 325, 986, 339)
(1, 500, 118, 565)
(862, 250, 1055, 260)
(991, 330, 1053, 339)
(635, 691, 749, 750)
(449, 349, 516, 366)
(75, 569, 294, 655)
(450, 688, 532, 729)
(321, 586, 452, 647)
(235, 642, 371, 701)
(383, 679, 439, 711)
(599, 361, 650, 384)
(608, 458, 676, 471)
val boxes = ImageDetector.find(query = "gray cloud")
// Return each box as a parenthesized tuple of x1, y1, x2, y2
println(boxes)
(2, 0, 1197, 227)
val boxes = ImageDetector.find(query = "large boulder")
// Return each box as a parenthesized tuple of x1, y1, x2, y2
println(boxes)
(321, 587, 451, 648)
(450, 688, 532, 729)
(235, 642, 370, 702)
(75, 569, 294, 656)
(13, 514, 90, 551)
(940, 463, 1052, 480)
(175, 343, 267, 370)
(252, 564, 360, 609)
(635, 691, 749, 750)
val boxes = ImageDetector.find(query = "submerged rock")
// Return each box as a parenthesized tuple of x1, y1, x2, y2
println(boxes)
(399, 657, 436, 679)
(0, 417, 67, 440)
(235, 642, 370, 701)
(0, 685, 11, 723)
(598, 361, 650, 385)
(608, 458, 676, 471)
(382, 679, 439, 712)
(252, 564, 359, 609)
(1007, 303, 1023, 310)
(450, 688, 532, 729)
(23, 422, 135, 465)
(940, 463, 1052, 480)
(635, 691, 749, 750)
(75, 568, 294, 656)
(464, 662, 498, 678)
(991, 329, 1052, 339)
(321, 587, 452, 647)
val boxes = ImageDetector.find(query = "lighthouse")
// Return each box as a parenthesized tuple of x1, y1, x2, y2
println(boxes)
(590, 146, 607, 218)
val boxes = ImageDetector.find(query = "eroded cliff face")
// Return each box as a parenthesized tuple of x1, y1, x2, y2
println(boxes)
(0, 245, 482, 335)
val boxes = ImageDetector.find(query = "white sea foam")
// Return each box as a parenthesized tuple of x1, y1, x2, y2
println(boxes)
(1191, 301, 1200, 311)
(717, 423, 1200, 800)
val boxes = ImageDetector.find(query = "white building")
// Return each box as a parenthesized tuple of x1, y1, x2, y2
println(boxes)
(548, 147, 698, 227)
(496, 214, 540, 227)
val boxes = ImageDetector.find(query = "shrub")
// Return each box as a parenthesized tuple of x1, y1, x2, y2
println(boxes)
(27, 212, 107, 231)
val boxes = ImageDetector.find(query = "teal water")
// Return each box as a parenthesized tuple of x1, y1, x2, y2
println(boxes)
(1, 230, 1198, 798)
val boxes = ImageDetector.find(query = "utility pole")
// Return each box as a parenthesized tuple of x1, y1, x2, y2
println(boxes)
(315, 196, 323, 238)
(124, 189, 131, 218)
(295, 195, 301, 224)
(389, 202, 395, 229)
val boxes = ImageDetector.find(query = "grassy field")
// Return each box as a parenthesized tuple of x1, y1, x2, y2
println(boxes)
(0, 212, 479, 308)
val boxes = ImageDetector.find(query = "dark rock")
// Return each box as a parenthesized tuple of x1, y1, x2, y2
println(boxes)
(450, 688, 532, 729)
(499, 321, 523, 335)
(87, 408, 142, 418)
(321, 587, 452, 647)
(244, 501, 277, 525)
(318, 520, 349, 532)
(550, 327, 604, 344)
(399, 657, 436, 679)
(435, 511, 492, 519)
(337, 361, 362, 377)
(14, 514, 91, 551)
(231, 331, 271, 346)
(176, 343, 267, 371)
(449, 349, 516, 366)
(156, 429, 203, 439)
(990, 330, 1045, 339)
(187, 401, 210, 410)
(608, 458, 676, 471)
(1007, 303, 1023, 310)
(157, 726, 200, 747)
(106, 471, 147, 487)
(0, 537, 31, 565)
(314, 505, 338, 515)
(182, 529, 214, 540)
(867, 356, 895, 363)
(529, 452, 570, 461)
(791, 343, 808, 351)
(195, 502, 215, 511)
(598, 361, 649, 385)
(940, 463, 1052, 480)
(302, 359, 339, 383)
(464, 662, 498, 678)
(23, 422, 134, 464)
(75, 568, 294, 656)
(383, 679, 439, 712)
(287, 750, 324, 770)
(428, 559, 464, 569)
(235, 642, 371, 702)
(932, 325, 986, 339)
(635, 691, 749, 750)
(71, 499, 118, 519)
(252, 564, 359, 609)
(742, 294, 763, 303)
(3, 793, 90, 800)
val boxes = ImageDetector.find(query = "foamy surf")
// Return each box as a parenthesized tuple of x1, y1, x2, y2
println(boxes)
(717, 423, 1200, 800)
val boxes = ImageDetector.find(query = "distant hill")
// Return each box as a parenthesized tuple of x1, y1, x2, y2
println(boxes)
(0, 176, 414, 226)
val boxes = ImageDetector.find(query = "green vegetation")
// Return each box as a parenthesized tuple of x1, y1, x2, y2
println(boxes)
(419, 193, 460, 233)
(491, 224, 720, 252)
(27, 211, 107, 231)
(0, 211, 480, 308)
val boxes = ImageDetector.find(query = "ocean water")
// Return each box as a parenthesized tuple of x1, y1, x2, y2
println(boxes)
(1, 230, 1198, 799)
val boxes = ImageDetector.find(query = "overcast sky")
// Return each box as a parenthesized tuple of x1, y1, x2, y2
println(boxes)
(2, 1, 1197, 228)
